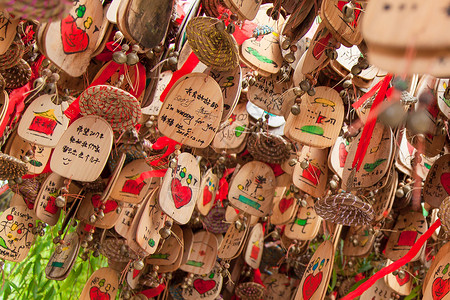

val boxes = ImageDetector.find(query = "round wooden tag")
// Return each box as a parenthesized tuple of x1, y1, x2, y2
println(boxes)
(34, 172, 65, 226)
(285, 195, 322, 240)
(158, 73, 224, 148)
(196, 168, 219, 216)
(424, 154, 450, 208)
(51, 115, 113, 182)
(79, 267, 119, 300)
(45, 232, 80, 280)
(180, 230, 218, 274)
(437, 78, 450, 119)
(244, 223, 264, 269)
(182, 263, 223, 300)
(212, 103, 249, 151)
(247, 74, 290, 116)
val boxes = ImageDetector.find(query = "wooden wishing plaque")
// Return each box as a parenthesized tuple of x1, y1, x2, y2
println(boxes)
(18, 95, 69, 147)
(328, 136, 349, 179)
(342, 122, 393, 190)
(196, 168, 219, 216)
(285, 86, 344, 148)
(263, 272, 295, 300)
(159, 152, 200, 224)
(240, 4, 284, 74)
(294, 240, 334, 300)
(217, 217, 249, 260)
(182, 263, 223, 300)
(271, 183, 297, 225)
(0, 10, 19, 55)
(385, 211, 427, 262)
(110, 159, 160, 204)
(114, 202, 139, 238)
(142, 70, 173, 116)
(51, 116, 113, 182)
(285, 195, 322, 241)
(244, 223, 264, 269)
(423, 154, 450, 208)
(120, 0, 173, 49)
(422, 242, 450, 300)
(206, 66, 242, 123)
(79, 267, 119, 300)
(45, 232, 80, 280)
(146, 224, 182, 266)
(247, 74, 290, 116)
(34, 172, 65, 226)
(158, 73, 223, 148)
(136, 189, 167, 255)
(437, 78, 450, 119)
(212, 103, 249, 151)
(320, 0, 364, 47)
(76, 192, 120, 229)
(223, 0, 261, 20)
(43, 0, 106, 77)
(293, 146, 329, 198)
(6, 132, 52, 175)
(228, 161, 276, 217)
(301, 22, 333, 75)
(0, 206, 36, 262)
(343, 225, 376, 257)
(384, 260, 412, 296)
(180, 231, 218, 275)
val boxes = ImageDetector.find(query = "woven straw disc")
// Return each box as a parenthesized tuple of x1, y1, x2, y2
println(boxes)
(2, 0, 72, 22)
(0, 152, 28, 180)
(79, 85, 142, 131)
(186, 16, 239, 71)
(315, 192, 375, 226)
(0, 39, 24, 71)
(2, 59, 31, 89)
(235, 282, 264, 300)
(247, 132, 290, 164)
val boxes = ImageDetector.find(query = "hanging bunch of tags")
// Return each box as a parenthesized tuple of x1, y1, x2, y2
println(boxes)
(0, 0, 450, 299)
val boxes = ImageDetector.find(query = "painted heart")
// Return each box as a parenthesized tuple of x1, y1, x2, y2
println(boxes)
(89, 286, 110, 300)
(171, 178, 192, 209)
(432, 277, 450, 300)
(193, 278, 216, 295)
(203, 186, 213, 206)
(302, 272, 323, 300)
(396, 271, 410, 286)
(339, 142, 348, 168)
(441, 173, 450, 195)
(279, 197, 294, 214)
(61, 15, 89, 54)
(91, 195, 118, 214)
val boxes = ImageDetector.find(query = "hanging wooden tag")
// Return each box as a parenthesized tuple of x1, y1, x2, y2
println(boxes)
(285, 86, 344, 148)
(146, 223, 182, 266)
(422, 242, 450, 300)
(271, 176, 298, 226)
(320, 0, 364, 47)
(159, 152, 200, 224)
(158, 73, 223, 148)
(110, 158, 161, 204)
(424, 154, 450, 208)
(142, 70, 173, 116)
(247, 74, 290, 116)
(342, 122, 393, 190)
(6, 131, 52, 175)
(240, 4, 284, 74)
(43, 0, 106, 77)
(385, 211, 427, 262)
(0, 10, 19, 55)
(18, 95, 70, 147)
(196, 168, 219, 216)
(125, 190, 152, 255)
(217, 216, 250, 260)
(212, 103, 249, 151)
(301, 22, 333, 75)
(384, 260, 413, 296)
(76, 192, 120, 229)
(34, 172, 65, 226)
(244, 223, 264, 269)
(263, 272, 295, 300)
(285, 195, 322, 241)
(79, 267, 119, 300)
(343, 225, 376, 257)
(180, 227, 194, 266)
(106, 0, 121, 23)
(114, 202, 140, 238)
(206, 66, 242, 123)
(0, 206, 37, 262)
(158, 239, 184, 274)
(372, 170, 397, 223)
(228, 161, 276, 217)
(293, 146, 329, 198)
(45, 232, 80, 280)
(180, 230, 218, 274)
(182, 263, 223, 300)
(51, 115, 113, 182)
(328, 136, 349, 179)
(437, 78, 450, 119)
(359, 277, 395, 300)
(136, 189, 167, 255)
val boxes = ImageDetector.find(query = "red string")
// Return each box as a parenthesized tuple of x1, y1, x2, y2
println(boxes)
(134, 169, 167, 185)
(139, 284, 166, 298)
(341, 218, 441, 300)
(352, 74, 392, 171)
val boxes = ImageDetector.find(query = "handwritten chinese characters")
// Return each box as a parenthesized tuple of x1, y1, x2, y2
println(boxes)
(158, 73, 223, 148)
(51, 116, 113, 182)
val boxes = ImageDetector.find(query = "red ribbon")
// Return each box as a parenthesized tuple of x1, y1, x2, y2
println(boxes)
(134, 169, 167, 185)
(341, 218, 441, 300)
(352, 74, 392, 171)
(217, 168, 235, 203)
(140, 284, 166, 298)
